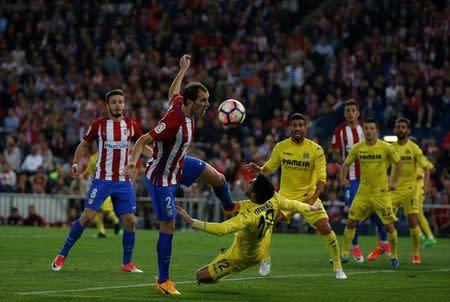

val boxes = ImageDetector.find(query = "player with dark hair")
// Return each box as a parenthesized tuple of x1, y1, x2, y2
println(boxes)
(52, 88, 143, 273)
(176, 174, 322, 283)
(331, 100, 390, 262)
(368, 117, 428, 264)
(340, 118, 401, 267)
(128, 54, 238, 295)
(247, 113, 347, 279)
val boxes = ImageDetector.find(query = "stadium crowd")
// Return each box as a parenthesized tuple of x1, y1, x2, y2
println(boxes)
(0, 1, 449, 235)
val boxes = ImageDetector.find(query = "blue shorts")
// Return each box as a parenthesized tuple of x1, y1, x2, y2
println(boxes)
(344, 179, 360, 206)
(85, 179, 136, 216)
(179, 156, 206, 187)
(145, 178, 177, 221)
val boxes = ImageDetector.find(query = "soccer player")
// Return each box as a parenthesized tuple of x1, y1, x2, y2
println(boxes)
(127, 54, 212, 295)
(340, 118, 402, 267)
(331, 100, 390, 262)
(51, 89, 143, 273)
(408, 137, 436, 248)
(417, 157, 436, 247)
(80, 152, 121, 238)
(371, 117, 428, 264)
(176, 174, 329, 283)
(247, 113, 347, 279)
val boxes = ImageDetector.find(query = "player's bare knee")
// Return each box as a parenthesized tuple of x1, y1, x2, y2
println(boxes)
(80, 211, 96, 225)
(347, 219, 358, 229)
(123, 215, 135, 231)
(319, 223, 332, 235)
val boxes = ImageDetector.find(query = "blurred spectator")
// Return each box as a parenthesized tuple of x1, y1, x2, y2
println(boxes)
(0, 162, 16, 192)
(3, 138, 21, 171)
(20, 145, 43, 174)
(431, 193, 450, 236)
(15, 172, 31, 193)
(7, 207, 23, 225)
(326, 191, 342, 223)
(23, 205, 46, 227)
(29, 166, 48, 194)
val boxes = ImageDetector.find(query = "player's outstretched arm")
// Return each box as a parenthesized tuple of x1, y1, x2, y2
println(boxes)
(71, 140, 89, 179)
(127, 133, 154, 177)
(176, 205, 245, 236)
(168, 54, 191, 100)
(176, 205, 194, 225)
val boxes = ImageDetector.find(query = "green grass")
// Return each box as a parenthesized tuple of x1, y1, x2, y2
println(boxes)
(0, 226, 449, 302)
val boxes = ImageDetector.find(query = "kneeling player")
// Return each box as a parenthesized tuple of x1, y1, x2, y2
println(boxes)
(176, 175, 347, 283)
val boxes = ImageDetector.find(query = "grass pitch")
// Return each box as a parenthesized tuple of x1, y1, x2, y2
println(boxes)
(0, 226, 449, 302)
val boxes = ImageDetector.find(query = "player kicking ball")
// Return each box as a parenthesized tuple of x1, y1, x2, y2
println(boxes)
(176, 174, 347, 284)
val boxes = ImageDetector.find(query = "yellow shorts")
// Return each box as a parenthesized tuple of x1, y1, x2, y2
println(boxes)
(280, 197, 328, 226)
(416, 193, 425, 207)
(390, 191, 419, 215)
(349, 193, 397, 225)
(207, 238, 269, 281)
(100, 197, 114, 213)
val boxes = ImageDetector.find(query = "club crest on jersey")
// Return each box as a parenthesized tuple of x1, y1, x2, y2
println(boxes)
(155, 123, 166, 134)
(303, 152, 310, 159)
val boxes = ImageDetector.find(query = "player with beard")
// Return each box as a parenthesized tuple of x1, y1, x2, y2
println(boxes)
(368, 117, 428, 264)
(52, 89, 143, 273)
(247, 113, 347, 279)
(127, 54, 214, 295)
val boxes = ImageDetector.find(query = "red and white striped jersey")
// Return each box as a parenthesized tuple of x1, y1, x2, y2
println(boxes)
(146, 94, 194, 186)
(331, 121, 364, 180)
(84, 116, 142, 181)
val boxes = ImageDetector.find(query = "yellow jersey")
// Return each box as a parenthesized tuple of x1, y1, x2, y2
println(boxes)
(345, 139, 400, 195)
(417, 157, 433, 195)
(262, 138, 326, 200)
(192, 192, 311, 262)
(391, 140, 427, 193)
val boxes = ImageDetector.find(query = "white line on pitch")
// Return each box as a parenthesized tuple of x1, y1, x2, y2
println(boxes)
(16, 268, 450, 296)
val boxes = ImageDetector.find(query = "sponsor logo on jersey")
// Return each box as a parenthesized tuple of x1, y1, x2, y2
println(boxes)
(359, 154, 382, 160)
(282, 159, 310, 167)
(104, 141, 129, 149)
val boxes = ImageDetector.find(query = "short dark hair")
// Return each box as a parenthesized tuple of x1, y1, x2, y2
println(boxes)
(182, 82, 208, 105)
(364, 117, 379, 129)
(253, 175, 275, 204)
(345, 99, 359, 110)
(105, 89, 124, 103)
(289, 113, 307, 125)
(395, 117, 411, 129)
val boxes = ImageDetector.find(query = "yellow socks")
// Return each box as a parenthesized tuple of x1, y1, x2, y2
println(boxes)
(388, 229, 398, 259)
(324, 231, 341, 271)
(411, 226, 421, 257)
(341, 227, 355, 258)
(107, 211, 119, 225)
(95, 213, 105, 235)
(418, 210, 434, 239)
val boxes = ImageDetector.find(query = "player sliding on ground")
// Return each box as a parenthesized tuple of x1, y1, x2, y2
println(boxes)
(176, 174, 337, 284)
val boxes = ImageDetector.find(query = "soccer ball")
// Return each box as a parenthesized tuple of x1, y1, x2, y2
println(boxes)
(217, 99, 246, 126)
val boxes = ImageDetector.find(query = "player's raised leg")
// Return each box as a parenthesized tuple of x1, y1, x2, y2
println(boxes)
(181, 156, 238, 212)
